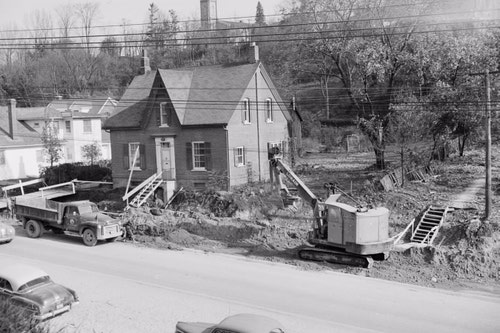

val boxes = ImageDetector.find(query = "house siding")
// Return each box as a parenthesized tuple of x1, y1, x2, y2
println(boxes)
(0, 146, 43, 180)
(226, 68, 289, 187)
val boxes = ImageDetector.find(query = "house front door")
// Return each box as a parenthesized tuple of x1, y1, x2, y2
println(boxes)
(161, 142, 173, 179)
(155, 137, 176, 202)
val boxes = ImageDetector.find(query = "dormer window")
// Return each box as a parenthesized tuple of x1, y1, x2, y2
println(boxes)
(242, 98, 251, 124)
(266, 98, 273, 123)
(160, 102, 172, 127)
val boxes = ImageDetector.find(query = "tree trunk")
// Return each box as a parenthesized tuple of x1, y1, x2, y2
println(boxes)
(458, 135, 467, 157)
(375, 147, 385, 170)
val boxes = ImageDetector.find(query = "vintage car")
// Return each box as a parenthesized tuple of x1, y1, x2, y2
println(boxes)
(175, 313, 286, 333)
(0, 263, 79, 320)
(0, 221, 15, 244)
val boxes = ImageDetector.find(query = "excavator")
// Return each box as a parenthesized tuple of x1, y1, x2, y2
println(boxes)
(269, 147, 394, 268)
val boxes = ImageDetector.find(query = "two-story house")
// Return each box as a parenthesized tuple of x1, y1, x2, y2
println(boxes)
(17, 97, 118, 163)
(103, 46, 292, 201)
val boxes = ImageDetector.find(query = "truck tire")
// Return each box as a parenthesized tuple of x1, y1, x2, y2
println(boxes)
(26, 220, 43, 238)
(82, 229, 98, 247)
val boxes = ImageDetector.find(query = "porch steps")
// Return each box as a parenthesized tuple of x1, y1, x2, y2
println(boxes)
(126, 173, 164, 210)
(410, 205, 449, 245)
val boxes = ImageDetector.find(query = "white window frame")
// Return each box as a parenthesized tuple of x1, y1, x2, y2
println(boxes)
(160, 102, 169, 127)
(265, 98, 273, 123)
(235, 146, 245, 167)
(192, 141, 206, 171)
(83, 119, 92, 133)
(242, 98, 251, 124)
(128, 142, 141, 170)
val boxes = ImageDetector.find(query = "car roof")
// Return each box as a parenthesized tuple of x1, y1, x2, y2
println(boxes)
(217, 314, 284, 333)
(0, 263, 48, 292)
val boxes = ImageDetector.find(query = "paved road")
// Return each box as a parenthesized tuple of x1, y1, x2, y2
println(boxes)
(1, 231, 499, 333)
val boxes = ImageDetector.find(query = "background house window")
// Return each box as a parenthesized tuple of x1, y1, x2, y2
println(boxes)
(33, 122, 40, 128)
(242, 98, 251, 124)
(0, 150, 5, 165)
(65, 121, 71, 133)
(83, 119, 92, 133)
(234, 147, 246, 167)
(160, 102, 172, 126)
(266, 98, 273, 122)
(128, 143, 141, 170)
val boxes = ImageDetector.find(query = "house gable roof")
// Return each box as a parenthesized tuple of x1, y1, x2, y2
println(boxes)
(105, 62, 261, 129)
(103, 71, 156, 129)
(0, 106, 43, 148)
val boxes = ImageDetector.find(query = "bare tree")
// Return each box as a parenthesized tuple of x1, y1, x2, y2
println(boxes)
(75, 2, 99, 53)
(56, 3, 75, 39)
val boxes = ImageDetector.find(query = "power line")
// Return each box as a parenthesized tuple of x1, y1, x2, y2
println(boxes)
(0, 0, 467, 34)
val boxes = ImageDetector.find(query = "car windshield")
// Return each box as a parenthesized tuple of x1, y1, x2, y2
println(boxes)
(18, 275, 51, 292)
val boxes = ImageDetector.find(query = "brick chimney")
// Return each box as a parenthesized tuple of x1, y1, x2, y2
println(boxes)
(249, 43, 260, 63)
(7, 99, 17, 139)
(140, 49, 151, 74)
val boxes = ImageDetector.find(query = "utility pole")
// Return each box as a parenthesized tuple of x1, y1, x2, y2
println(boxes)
(484, 70, 493, 219)
(470, 69, 498, 219)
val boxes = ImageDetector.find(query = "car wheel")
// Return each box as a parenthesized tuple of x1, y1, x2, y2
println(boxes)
(26, 220, 43, 238)
(82, 229, 98, 247)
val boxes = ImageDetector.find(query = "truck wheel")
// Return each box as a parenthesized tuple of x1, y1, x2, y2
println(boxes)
(26, 220, 43, 238)
(82, 229, 98, 247)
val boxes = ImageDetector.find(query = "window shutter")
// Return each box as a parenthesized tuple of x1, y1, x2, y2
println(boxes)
(205, 142, 212, 170)
(241, 102, 245, 123)
(233, 148, 238, 167)
(186, 142, 192, 170)
(123, 144, 129, 169)
(156, 104, 161, 126)
(243, 147, 247, 165)
(139, 144, 146, 170)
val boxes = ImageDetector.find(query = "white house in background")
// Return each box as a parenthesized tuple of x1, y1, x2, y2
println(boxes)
(0, 99, 44, 181)
(17, 97, 118, 163)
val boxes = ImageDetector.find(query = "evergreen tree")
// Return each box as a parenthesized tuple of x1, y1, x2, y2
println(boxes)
(255, 1, 265, 26)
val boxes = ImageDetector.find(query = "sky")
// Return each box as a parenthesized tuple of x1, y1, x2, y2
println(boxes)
(0, 0, 289, 30)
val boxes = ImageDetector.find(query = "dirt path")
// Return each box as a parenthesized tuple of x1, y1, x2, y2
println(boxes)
(448, 178, 485, 209)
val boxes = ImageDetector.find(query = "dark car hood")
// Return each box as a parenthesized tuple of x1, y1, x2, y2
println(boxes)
(20, 282, 75, 309)
(176, 321, 214, 333)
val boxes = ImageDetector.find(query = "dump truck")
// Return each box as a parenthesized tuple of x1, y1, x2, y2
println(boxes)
(269, 147, 394, 268)
(14, 197, 124, 246)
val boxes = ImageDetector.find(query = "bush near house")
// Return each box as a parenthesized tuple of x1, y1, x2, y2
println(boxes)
(40, 161, 112, 185)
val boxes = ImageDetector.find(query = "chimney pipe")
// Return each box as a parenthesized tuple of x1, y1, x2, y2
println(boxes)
(250, 43, 260, 64)
(8, 99, 17, 139)
(141, 49, 151, 74)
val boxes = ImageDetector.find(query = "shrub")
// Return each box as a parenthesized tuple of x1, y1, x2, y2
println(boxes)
(40, 163, 112, 185)
(0, 298, 50, 333)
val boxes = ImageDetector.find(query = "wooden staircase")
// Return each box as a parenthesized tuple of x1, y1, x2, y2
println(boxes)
(410, 206, 449, 245)
(124, 173, 164, 210)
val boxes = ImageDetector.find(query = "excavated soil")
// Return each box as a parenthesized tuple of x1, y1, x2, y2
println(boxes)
(115, 146, 500, 293)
